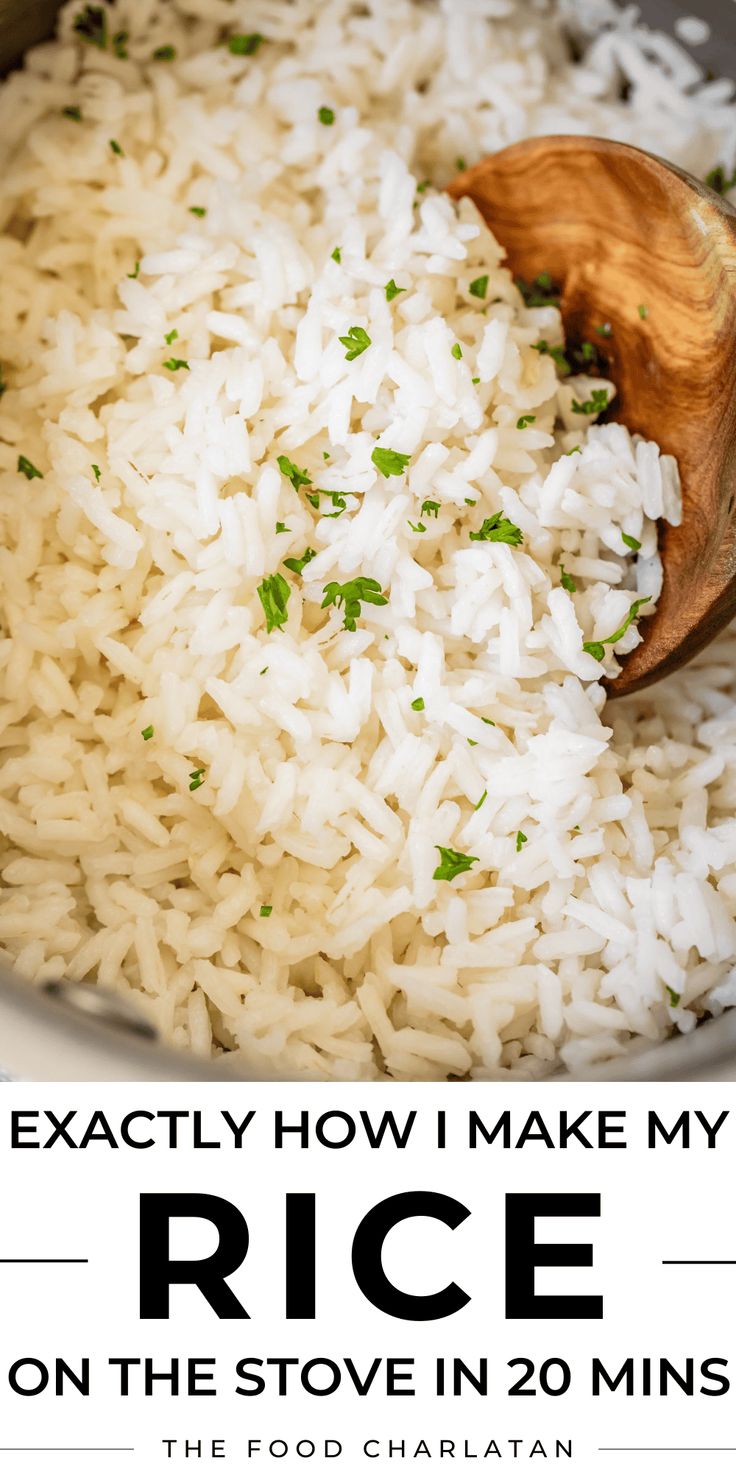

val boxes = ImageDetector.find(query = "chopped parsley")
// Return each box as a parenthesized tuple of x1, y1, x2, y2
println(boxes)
(515, 830, 527, 852)
(474, 790, 487, 811)
(705, 164, 736, 196)
(467, 738, 477, 747)
(258, 572, 291, 632)
(189, 206, 206, 218)
(275, 521, 290, 534)
(469, 274, 489, 299)
(421, 500, 440, 519)
(164, 328, 178, 345)
(62, 105, 82, 121)
(416, 179, 431, 193)
(516, 271, 559, 308)
(516, 414, 536, 429)
(638, 304, 649, 320)
(112, 29, 128, 58)
(305, 491, 320, 509)
(433, 846, 479, 882)
(72, 4, 107, 48)
(408, 520, 426, 533)
(472, 376, 480, 384)
(18, 455, 43, 481)
(127, 261, 140, 279)
(189, 767, 206, 792)
(464, 497, 476, 506)
(259, 904, 273, 917)
(339, 325, 371, 360)
(331, 246, 342, 263)
(162, 357, 189, 371)
(259, 667, 268, 675)
(321, 577, 388, 631)
(455, 156, 467, 171)
(92, 464, 101, 482)
(451, 343, 463, 360)
(595, 323, 613, 338)
(153, 44, 176, 60)
(318, 106, 335, 125)
(283, 547, 317, 576)
(622, 532, 641, 552)
(571, 387, 609, 416)
(411, 697, 425, 712)
(583, 595, 651, 661)
(385, 278, 405, 302)
(372, 446, 411, 478)
(323, 451, 331, 460)
(469, 512, 523, 546)
(306, 490, 347, 517)
(666, 985, 681, 1007)
(141, 725, 154, 741)
(481, 717, 495, 726)
(559, 562, 577, 593)
(277, 454, 312, 492)
(228, 33, 264, 55)
(109, 139, 124, 156)
(565, 445, 581, 456)
(533, 339, 571, 376)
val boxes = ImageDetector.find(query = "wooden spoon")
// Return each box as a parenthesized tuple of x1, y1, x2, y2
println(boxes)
(447, 136, 736, 697)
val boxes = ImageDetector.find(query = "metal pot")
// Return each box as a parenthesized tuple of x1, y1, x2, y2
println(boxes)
(0, 0, 735, 1081)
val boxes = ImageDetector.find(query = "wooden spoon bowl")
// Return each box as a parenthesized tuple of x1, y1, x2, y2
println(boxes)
(448, 137, 736, 697)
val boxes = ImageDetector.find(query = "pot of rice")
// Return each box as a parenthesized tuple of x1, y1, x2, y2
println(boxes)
(2, 0, 736, 1082)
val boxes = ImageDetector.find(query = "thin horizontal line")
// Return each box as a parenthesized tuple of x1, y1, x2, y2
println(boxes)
(662, 1259, 736, 1265)
(0, 1259, 88, 1264)
(599, 1449, 736, 1453)
(0, 1450, 133, 1454)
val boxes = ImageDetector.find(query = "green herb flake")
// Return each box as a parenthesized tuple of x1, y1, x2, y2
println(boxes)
(258, 572, 291, 632)
(18, 455, 43, 481)
(421, 500, 440, 519)
(455, 156, 467, 172)
(705, 164, 736, 196)
(622, 532, 641, 552)
(305, 491, 321, 509)
(533, 339, 571, 376)
(583, 596, 651, 662)
(571, 387, 609, 416)
(560, 562, 577, 593)
(162, 357, 189, 372)
(323, 451, 331, 461)
(92, 464, 101, 483)
(372, 446, 411, 479)
(109, 139, 124, 156)
(259, 667, 268, 675)
(141, 725, 154, 741)
(481, 716, 495, 726)
(416, 178, 430, 194)
(385, 278, 405, 302)
(565, 445, 582, 456)
(474, 790, 487, 811)
(259, 904, 273, 917)
(275, 521, 290, 534)
(472, 376, 480, 384)
(164, 328, 178, 346)
(189, 767, 206, 792)
(515, 830, 528, 852)
(153, 44, 176, 60)
(283, 547, 317, 576)
(322, 491, 347, 518)
(112, 29, 128, 58)
(516, 414, 536, 429)
(464, 497, 476, 506)
(666, 985, 681, 1008)
(433, 845, 479, 882)
(277, 454, 312, 492)
(72, 4, 107, 49)
(467, 738, 477, 747)
(638, 304, 649, 320)
(516, 271, 560, 308)
(469, 274, 489, 300)
(408, 519, 426, 533)
(62, 105, 83, 121)
(127, 260, 140, 280)
(228, 32, 264, 56)
(189, 206, 206, 218)
(331, 246, 342, 263)
(411, 697, 425, 712)
(469, 511, 523, 546)
(451, 343, 463, 360)
(321, 577, 388, 632)
(318, 106, 335, 125)
(339, 325, 371, 361)
(595, 323, 613, 338)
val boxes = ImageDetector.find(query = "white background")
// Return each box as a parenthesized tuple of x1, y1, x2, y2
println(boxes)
(0, 1082, 734, 1471)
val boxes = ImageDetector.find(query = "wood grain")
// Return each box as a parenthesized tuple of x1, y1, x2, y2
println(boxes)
(448, 136, 736, 696)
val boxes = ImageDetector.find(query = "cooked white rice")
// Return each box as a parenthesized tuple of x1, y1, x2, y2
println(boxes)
(1, 0, 736, 1079)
